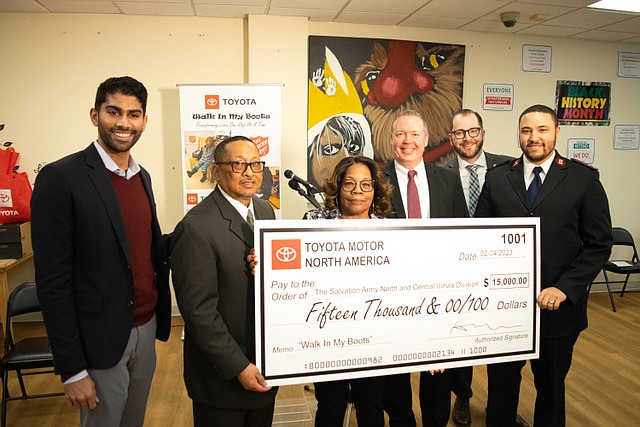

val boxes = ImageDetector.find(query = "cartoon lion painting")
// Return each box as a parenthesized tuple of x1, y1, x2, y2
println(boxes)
(308, 36, 465, 186)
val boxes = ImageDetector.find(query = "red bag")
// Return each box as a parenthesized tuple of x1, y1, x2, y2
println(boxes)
(0, 147, 19, 175)
(0, 172, 32, 224)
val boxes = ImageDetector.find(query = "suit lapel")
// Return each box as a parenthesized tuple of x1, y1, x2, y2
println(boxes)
(212, 188, 253, 247)
(383, 162, 406, 218)
(533, 154, 568, 208)
(84, 145, 131, 264)
(506, 157, 529, 210)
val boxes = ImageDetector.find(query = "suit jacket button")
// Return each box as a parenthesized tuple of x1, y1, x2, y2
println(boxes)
(128, 300, 134, 307)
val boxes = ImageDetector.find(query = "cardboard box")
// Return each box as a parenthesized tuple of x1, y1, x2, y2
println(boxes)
(0, 221, 32, 258)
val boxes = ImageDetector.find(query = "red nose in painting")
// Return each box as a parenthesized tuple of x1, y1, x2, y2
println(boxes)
(368, 40, 435, 108)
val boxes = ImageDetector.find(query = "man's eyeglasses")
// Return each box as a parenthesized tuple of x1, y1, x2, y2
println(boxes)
(450, 127, 482, 139)
(216, 161, 265, 174)
(341, 179, 375, 193)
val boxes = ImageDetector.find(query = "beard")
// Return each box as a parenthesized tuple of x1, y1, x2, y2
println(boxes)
(97, 122, 142, 154)
(453, 138, 484, 160)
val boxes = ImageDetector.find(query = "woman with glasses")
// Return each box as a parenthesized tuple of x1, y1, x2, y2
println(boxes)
(303, 155, 393, 427)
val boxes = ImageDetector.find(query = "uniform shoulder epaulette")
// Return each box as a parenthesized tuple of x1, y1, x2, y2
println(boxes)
(493, 159, 511, 168)
(569, 158, 598, 171)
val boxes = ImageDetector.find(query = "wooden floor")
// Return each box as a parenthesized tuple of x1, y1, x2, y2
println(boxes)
(2, 291, 639, 426)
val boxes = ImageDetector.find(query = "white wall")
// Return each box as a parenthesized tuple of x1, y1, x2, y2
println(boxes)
(1, 13, 638, 307)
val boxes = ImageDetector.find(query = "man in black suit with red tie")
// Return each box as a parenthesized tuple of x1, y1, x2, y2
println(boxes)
(476, 104, 612, 426)
(382, 110, 468, 427)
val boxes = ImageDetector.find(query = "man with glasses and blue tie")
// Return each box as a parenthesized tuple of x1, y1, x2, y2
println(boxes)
(171, 136, 277, 427)
(444, 109, 529, 427)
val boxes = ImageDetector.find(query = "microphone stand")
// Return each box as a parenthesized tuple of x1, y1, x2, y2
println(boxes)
(288, 179, 322, 209)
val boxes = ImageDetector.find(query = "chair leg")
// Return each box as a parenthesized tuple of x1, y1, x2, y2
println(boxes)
(16, 370, 27, 397)
(620, 275, 630, 297)
(602, 270, 617, 312)
(2, 369, 9, 427)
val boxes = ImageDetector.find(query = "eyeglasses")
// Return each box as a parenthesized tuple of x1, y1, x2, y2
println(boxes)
(216, 161, 265, 174)
(341, 179, 375, 192)
(450, 127, 482, 139)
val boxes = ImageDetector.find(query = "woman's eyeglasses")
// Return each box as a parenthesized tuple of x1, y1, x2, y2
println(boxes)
(341, 179, 374, 192)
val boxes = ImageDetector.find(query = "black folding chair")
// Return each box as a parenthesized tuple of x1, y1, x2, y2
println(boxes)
(589, 227, 640, 312)
(1, 281, 63, 427)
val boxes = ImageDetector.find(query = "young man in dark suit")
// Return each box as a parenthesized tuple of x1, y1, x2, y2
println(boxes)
(382, 110, 468, 427)
(171, 136, 277, 427)
(31, 76, 171, 426)
(444, 109, 528, 427)
(476, 104, 612, 427)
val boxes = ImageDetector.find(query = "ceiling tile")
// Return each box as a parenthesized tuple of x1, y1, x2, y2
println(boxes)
(270, 0, 346, 8)
(193, 3, 262, 17)
(335, 10, 406, 26)
(400, 15, 470, 29)
(38, 0, 120, 14)
(414, 0, 510, 20)
(599, 15, 640, 33)
(117, 2, 194, 16)
(516, 24, 588, 37)
(0, 0, 48, 13)
(345, 0, 426, 15)
(543, 8, 633, 29)
(269, 7, 335, 21)
(570, 29, 640, 42)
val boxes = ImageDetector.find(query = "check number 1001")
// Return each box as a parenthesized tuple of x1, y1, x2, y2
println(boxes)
(502, 233, 526, 244)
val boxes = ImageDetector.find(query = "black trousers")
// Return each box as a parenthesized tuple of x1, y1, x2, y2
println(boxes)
(419, 370, 452, 427)
(192, 400, 274, 427)
(451, 366, 473, 399)
(314, 376, 385, 427)
(384, 373, 416, 427)
(486, 334, 579, 427)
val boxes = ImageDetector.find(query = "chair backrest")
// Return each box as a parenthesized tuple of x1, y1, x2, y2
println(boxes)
(7, 281, 41, 318)
(4, 281, 42, 354)
(611, 227, 639, 262)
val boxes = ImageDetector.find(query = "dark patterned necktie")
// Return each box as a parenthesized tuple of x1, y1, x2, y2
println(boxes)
(246, 209, 255, 230)
(407, 170, 421, 218)
(466, 164, 480, 216)
(527, 166, 543, 207)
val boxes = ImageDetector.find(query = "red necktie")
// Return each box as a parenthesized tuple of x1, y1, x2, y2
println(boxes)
(407, 170, 421, 218)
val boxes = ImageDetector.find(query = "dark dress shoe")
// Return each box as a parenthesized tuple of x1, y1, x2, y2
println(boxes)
(452, 396, 471, 426)
(515, 414, 529, 427)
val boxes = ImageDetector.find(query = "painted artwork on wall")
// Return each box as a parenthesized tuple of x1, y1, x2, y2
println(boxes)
(307, 35, 465, 188)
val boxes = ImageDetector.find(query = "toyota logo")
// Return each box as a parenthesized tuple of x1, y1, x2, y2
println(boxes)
(206, 97, 218, 107)
(275, 247, 297, 262)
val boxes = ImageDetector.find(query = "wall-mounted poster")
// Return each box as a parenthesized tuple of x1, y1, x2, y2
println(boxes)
(308, 36, 465, 189)
(555, 81, 611, 126)
(567, 138, 595, 164)
(483, 83, 514, 111)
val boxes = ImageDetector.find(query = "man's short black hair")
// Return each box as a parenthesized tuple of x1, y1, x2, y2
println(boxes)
(94, 76, 148, 114)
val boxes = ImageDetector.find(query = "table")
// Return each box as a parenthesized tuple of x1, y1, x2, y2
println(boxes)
(0, 252, 34, 332)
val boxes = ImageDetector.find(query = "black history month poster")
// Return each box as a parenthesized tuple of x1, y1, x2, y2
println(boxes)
(555, 81, 611, 126)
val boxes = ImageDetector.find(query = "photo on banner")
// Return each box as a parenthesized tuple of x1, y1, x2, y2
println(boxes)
(177, 84, 282, 215)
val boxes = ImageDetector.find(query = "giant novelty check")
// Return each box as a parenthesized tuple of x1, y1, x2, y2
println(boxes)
(255, 217, 540, 386)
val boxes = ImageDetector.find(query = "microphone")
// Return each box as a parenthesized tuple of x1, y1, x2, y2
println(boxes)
(284, 170, 321, 194)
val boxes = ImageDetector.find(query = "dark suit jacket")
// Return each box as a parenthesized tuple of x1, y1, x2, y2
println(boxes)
(170, 187, 277, 409)
(444, 151, 513, 173)
(383, 161, 468, 219)
(31, 144, 171, 375)
(475, 152, 612, 337)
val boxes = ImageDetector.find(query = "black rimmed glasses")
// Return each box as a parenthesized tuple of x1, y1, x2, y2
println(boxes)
(216, 161, 265, 174)
(450, 127, 482, 139)
(341, 179, 375, 192)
